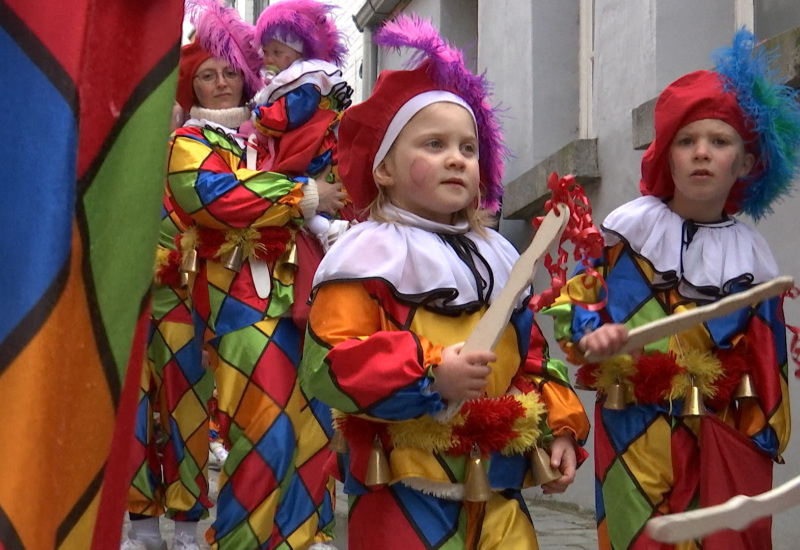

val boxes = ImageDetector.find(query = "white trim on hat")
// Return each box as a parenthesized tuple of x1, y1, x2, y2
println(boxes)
(372, 90, 477, 172)
(268, 29, 304, 54)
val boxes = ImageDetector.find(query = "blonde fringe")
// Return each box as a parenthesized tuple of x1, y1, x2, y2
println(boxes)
(216, 227, 266, 261)
(502, 392, 546, 455)
(667, 348, 722, 402)
(152, 247, 172, 284)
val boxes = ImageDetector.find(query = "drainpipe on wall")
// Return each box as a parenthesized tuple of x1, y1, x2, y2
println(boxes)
(353, 0, 402, 100)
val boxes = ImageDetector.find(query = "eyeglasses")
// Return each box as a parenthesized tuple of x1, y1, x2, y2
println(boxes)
(194, 68, 242, 84)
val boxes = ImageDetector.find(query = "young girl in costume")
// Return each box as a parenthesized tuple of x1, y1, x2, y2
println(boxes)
(300, 15, 590, 550)
(248, 0, 353, 253)
(165, 1, 341, 548)
(544, 28, 800, 550)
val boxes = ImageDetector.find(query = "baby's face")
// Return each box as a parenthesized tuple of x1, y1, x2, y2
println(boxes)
(262, 39, 303, 75)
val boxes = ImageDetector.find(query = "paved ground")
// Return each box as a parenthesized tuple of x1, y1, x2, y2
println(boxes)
(121, 460, 597, 549)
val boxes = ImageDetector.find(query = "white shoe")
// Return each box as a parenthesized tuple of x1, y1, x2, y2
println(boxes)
(209, 441, 228, 466)
(119, 534, 167, 550)
(120, 539, 148, 550)
(172, 532, 201, 550)
(120, 537, 167, 550)
(308, 543, 339, 550)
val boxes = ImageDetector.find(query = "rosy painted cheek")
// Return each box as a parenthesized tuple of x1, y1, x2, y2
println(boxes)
(409, 158, 433, 187)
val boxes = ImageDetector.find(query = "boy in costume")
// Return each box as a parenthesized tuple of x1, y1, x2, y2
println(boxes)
(543, 28, 800, 550)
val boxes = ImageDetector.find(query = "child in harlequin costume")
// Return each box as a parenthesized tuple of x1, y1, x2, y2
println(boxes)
(247, 0, 354, 254)
(124, 193, 214, 550)
(543, 29, 800, 550)
(299, 16, 591, 550)
(165, 1, 341, 549)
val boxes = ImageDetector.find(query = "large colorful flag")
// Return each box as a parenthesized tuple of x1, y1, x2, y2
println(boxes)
(0, 0, 183, 547)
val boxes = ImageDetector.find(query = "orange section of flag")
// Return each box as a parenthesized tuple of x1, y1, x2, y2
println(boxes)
(0, 228, 114, 548)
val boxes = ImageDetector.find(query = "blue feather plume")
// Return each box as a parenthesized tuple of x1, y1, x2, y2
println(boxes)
(713, 27, 800, 220)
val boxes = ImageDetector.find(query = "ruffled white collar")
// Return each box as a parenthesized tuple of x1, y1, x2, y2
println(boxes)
(255, 59, 349, 105)
(601, 196, 778, 299)
(313, 205, 526, 311)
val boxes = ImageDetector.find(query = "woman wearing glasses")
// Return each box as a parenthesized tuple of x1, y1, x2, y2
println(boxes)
(124, 1, 344, 549)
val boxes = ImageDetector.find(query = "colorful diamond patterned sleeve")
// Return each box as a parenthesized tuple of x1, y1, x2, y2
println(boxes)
(167, 125, 307, 229)
(254, 84, 323, 136)
(302, 281, 446, 420)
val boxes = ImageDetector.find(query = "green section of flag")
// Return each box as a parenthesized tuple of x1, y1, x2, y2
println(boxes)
(83, 69, 178, 379)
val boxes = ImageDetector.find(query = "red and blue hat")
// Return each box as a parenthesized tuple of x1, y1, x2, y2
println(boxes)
(641, 28, 800, 220)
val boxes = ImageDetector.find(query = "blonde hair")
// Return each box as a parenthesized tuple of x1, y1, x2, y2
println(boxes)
(368, 184, 493, 237)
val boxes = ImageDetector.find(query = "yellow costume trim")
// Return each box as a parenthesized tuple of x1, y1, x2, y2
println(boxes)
(336, 393, 545, 457)
(216, 227, 267, 262)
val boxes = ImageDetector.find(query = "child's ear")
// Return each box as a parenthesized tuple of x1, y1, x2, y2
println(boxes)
(373, 159, 395, 188)
(739, 152, 756, 178)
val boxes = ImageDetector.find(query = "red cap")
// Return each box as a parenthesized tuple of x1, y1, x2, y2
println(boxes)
(176, 40, 213, 112)
(639, 70, 756, 214)
(340, 64, 492, 213)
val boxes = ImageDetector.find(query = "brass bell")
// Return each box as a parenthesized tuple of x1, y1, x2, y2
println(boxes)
(733, 373, 757, 400)
(221, 244, 244, 272)
(329, 429, 349, 453)
(680, 384, 707, 417)
(463, 444, 492, 502)
(180, 270, 190, 289)
(285, 241, 299, 269)
(604, 382, 627, 410)
(180, 248, 199, 274)
(364, 435, 391, 486)
(531, 445, 562, 486)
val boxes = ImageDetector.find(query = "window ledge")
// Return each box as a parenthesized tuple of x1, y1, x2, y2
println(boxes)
(502, 138, 600, 220)
(631, 25, 800, 150)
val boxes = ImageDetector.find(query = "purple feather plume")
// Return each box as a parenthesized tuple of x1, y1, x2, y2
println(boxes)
(255, 0, 347, 67)
(375, 15, 508, 212)
(187, 0, 263, 99)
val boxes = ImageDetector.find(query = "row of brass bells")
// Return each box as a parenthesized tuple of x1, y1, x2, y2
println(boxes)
(531, 445, 562, 486)
(365, 435, 391, 486)
(180, 248, 199, 288)
(604, 382, 627, 410)
(221, 244, 244, 272)
(464, 444, 492, 502)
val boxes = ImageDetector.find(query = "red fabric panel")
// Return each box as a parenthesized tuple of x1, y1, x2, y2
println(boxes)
(700, 415, 773, 550)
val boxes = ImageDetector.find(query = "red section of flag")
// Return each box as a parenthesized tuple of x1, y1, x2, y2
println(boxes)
(92, 307, 150, 549)
(76, 1, 184, 178)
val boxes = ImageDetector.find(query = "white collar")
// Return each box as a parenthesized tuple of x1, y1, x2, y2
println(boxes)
(255, 59, 349, 105)
(601, 196, 778, 299)
(313, 206, 527, 311)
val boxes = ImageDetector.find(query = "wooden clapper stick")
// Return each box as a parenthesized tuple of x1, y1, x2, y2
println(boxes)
(578, 274, 795, 541)
(584, 276, 795, 363)
(435, 203, 570, 422)
(647, 476, 800, 543)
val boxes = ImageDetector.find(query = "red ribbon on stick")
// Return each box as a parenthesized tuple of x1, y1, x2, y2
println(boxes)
(529, 172, 607, 313)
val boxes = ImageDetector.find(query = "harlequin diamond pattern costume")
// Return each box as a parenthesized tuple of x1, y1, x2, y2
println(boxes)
(544, 29, 800, 550)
